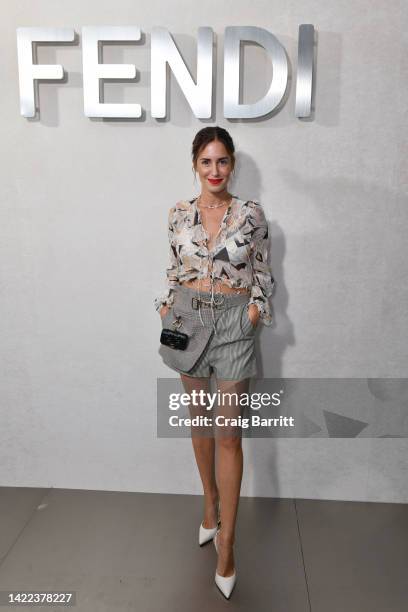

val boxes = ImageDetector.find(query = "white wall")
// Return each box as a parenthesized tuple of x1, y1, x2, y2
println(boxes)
(1, 0, 407, 502)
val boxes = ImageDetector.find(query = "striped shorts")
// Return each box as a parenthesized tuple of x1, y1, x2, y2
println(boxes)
(159, 284, 258, 380)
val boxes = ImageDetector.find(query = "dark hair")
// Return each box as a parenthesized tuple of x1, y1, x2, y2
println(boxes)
(191, 126, 235, 175)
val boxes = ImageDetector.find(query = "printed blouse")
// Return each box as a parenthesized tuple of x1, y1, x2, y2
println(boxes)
(154, 195, 275, 325)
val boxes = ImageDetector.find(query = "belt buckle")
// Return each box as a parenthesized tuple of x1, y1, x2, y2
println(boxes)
(192, 295, 225, 310)
(192, 296, 211, 309)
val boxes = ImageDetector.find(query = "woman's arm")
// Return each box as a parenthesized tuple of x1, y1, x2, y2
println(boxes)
(154, 206, 179, 314)
(246, 201, 275, 326)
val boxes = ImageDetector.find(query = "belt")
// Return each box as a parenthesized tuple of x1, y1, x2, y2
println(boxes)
(191, 296, 225, 310)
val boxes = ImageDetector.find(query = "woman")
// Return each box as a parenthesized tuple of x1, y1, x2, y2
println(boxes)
(154, 126, 275, 599)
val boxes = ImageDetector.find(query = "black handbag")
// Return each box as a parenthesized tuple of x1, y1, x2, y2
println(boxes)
(160, 312, 189, 350)
(160, 326, 189, 350)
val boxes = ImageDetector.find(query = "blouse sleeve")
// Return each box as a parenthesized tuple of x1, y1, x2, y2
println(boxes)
(154, 206, 179, 311)
(247, 201, 275, 326)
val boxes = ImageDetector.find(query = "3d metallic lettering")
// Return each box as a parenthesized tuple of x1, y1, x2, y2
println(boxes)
(16, 25, 315, 119)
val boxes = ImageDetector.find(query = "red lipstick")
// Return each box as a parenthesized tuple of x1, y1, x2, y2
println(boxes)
(208, 178, 223, 185)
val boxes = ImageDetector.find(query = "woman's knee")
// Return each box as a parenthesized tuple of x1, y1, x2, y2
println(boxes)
(216, 433, 242, 450)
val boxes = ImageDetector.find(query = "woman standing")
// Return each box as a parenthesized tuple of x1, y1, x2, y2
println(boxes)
(155, 126, 275, 599)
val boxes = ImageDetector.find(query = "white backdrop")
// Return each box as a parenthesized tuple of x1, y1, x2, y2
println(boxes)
(1, 0, 407, 502)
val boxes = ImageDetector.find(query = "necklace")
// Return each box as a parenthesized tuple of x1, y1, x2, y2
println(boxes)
(194, 193, 243, 319)
(197, 194, 233, 209)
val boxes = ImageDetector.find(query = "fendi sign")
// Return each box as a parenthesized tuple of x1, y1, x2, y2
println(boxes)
(16, 25, 315, 119)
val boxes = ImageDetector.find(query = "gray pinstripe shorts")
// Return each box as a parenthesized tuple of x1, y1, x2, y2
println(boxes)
(159, 284, 258, 380)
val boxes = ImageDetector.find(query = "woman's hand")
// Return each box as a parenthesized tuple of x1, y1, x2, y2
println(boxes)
(159, 305, 170, 319)
(248, 304, 260, 327)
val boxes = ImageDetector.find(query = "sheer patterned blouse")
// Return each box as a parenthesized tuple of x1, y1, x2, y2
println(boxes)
(154, 195, 276, 326)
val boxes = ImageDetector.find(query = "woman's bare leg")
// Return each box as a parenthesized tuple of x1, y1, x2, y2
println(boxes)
(180, 373, 219, 528)
(214, 377, 250, 577)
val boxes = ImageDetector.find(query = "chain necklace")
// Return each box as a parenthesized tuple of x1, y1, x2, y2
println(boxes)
(193, 193, 246, 330)
(197, 194, 233, 209)
(196, 193, 234, 315)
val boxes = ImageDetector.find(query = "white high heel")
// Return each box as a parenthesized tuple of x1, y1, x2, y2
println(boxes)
(214, 529, 237, 599)
(198, 501, 220, 546)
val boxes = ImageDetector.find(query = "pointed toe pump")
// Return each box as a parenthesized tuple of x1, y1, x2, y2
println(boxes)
(199, 522, 218, 546)
(199, 501, 221, 546)
(213, 529, 237, 599)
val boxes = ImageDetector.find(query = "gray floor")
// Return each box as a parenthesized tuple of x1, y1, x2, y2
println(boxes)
(0, 488, 407, 611)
